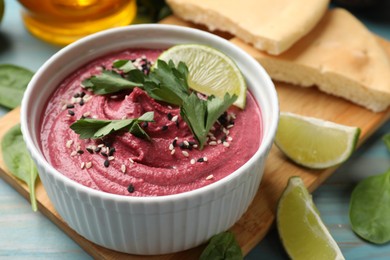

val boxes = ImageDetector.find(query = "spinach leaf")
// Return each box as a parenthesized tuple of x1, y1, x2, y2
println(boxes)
(349, 169, 390, 244)
(200, 231, 243, 260)
(1, 124, 38, 211)
(0, 65, 34, 109)
(383, 133, 390, 152)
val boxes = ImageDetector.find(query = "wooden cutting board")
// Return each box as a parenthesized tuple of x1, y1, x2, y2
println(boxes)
(0, 16, 390, 259)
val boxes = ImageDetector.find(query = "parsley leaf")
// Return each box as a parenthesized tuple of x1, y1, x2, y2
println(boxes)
(82, 69, 142, 95)
(70, 111, 154, 140)
(181, 93, 237, 149)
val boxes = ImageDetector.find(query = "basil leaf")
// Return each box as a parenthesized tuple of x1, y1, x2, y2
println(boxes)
(0, 65, 34, 109)
(1, 124, 38, 211)
(83, 70, 142, 95)
(70, 112, 154, 139)
(383, 133, 390, 152)
(350, 169, 390, 244)
(200, 231, 243, 260)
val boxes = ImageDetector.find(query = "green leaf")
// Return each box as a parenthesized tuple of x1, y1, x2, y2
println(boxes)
(200, 231, 243, 260)
(83, 69, 142, 95)
(1, 124, 38, 211)
(70, 112, 154, 139)
(383, 133, 390, 152)
(113, 59, 137, 73)
(349, 169, 390, 244)
(0, 64, 34, 109)
(181, 93, 237, 149)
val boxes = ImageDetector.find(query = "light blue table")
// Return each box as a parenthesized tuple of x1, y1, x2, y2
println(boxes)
(1, 0, 389, 259)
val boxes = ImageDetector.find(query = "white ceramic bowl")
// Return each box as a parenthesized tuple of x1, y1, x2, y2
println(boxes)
(21, 24, 279, 255)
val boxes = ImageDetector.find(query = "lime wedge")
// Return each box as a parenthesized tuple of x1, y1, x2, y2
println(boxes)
(277, 176, 345, 260)
(157, 44, 247, 108)
(275, 112, 360, 169)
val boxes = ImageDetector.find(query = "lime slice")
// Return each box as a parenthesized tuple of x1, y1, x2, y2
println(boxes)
(277, 176, 345, 260)
(275, 112, 360, 169)
(157, 44, 247, 108)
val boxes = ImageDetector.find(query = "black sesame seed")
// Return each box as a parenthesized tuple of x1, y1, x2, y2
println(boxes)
(80, 92, 86, 98)
(188, 141, 196, 146)
(79, 99, 84, 106)
(127, 184, 135, 193)
(109, 147, 116, 156)
(68, 110, 75, 116)
(161, 125, 168, 131)
(66, 104, 75, 109)
(73, 93, 80, 98)
(167, 112, 173, 120)
(197, 157, 205, 162)
(77, 150, 84, 154)
(101, 152, 108, 157)
(172, 139, 177, 147)
(178, 142, 185, 149)
(104, 159, 110, 167)
(86, 148, 94, 154)
(221, 135, 227, 143)
(141, 122, 148, 128)
(175, 120, 180, 128)
(94, 147, 101, 153)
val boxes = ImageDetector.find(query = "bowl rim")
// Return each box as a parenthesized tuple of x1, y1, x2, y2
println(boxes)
(21, 24, 279, 204)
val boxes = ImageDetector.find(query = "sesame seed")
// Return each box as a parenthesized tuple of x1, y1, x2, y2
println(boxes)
(168, 105, 173, 109)
(209, 141, 217, 146)
(83, 112, 91, 117)
(129, 158, 134, 164)
(80, 92, 86, 98)
(66, 104, 75, 109)
(193, 144, 198, 148)
(171, 149, 176, 155)
(70, 151, 77, 157)
(206, 174, 214, 180)
(183, 140, 189, 146)
(79, 99, 84, 106)
(101, 152, 108, 157)
(127, 184, 135, 193)
(161, 125, 168, 131)
(203, 157, 208, 162)
(81, 162, 85, 169)
(227, 124, 234, 129)
(217, 140, 222, 144)
(61, 104, 67, 111)
(223, 128, 230, 135)
(190, 159, 195, 164)
(223, 142, 230, 147)
(104, 160, 110, 167)
(94, 147, 101, 153)
(197, 157, 204, 162)
(228, 136, 233, 141)
(109, 147, 116, 156)
(108, 156, 115, 161)
(68, 110, 75, 116)
(172, 138, 177, 147)
(182, 151, 189, 157)
(77, 150, 84, 154)
(86, 147, 93, 154)
(169, 144, 174, 150)
(121, 165, 126, 173)
(171, 115, 178, 122)
(98, 144, 104, 148)
(86, 162, 92, 169)
(73, 93, 80, 98)
(83, 95, 92, 102)
(167, 112, 173, 120)
(210, 136, 217, 141)
(66, 140, 73, 148)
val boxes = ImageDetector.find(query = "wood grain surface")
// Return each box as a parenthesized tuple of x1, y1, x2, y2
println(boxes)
(0, 16, 390, 259)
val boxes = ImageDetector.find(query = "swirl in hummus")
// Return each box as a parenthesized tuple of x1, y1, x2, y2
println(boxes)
(40, 48, 262, 196)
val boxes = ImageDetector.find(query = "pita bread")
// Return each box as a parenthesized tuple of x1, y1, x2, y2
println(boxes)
(166, 0, 329, 55)
(231, 8, 390, 112)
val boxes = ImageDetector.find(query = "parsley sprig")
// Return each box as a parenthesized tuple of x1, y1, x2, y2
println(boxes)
(70, 112, 154, 140)
(76, 59, 238, 149)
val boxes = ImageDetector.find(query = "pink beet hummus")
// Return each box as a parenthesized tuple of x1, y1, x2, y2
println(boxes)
(40, 48, 262, 197)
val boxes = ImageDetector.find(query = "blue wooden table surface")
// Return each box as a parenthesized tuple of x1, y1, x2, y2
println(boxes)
(0, 0, 389, 259)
